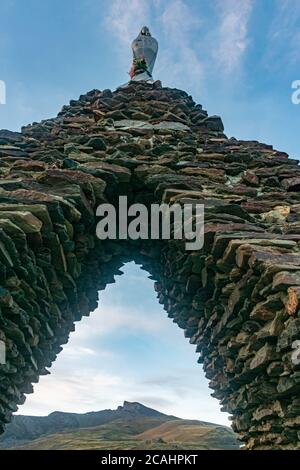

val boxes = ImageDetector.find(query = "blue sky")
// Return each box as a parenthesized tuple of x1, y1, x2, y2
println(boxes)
(0, 0, 299, 424)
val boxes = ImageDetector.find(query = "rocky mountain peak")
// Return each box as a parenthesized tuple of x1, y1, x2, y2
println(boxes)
(118, 401, 169, 418)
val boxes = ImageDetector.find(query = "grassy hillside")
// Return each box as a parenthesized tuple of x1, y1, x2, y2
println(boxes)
(135, 419, 237, 449)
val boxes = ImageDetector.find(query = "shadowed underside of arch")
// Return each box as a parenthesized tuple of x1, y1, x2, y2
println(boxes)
(1, 81, 300, 449)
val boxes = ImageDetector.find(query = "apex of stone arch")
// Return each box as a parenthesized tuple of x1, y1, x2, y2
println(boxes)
(2, 69, 300, 450)
(129, 26, 158, 83)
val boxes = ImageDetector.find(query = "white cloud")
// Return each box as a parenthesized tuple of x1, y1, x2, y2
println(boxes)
(62, 346, 100, 358)
(214, 0, 254, 74)
(159, 0, 200, 36)
(71, 303, 170, 342)
(157, 0, 204, 90)
(105, 0, 151, 46)
(17, 369, 122, 415)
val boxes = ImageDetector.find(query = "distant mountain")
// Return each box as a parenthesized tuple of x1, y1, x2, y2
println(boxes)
(0, 401, 171, 447)
(0, 401, 239, 450)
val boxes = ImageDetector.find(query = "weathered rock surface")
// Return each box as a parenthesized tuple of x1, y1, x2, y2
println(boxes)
(0, 81, 300, 449)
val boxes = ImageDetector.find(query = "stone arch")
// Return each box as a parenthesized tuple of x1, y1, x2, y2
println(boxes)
(1, 81, 300, 450)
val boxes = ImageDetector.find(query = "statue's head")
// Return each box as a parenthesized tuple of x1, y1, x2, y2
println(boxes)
(140, 26, 151, 36)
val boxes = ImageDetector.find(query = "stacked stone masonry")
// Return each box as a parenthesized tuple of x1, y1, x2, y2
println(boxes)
(0, 81, 300, 450)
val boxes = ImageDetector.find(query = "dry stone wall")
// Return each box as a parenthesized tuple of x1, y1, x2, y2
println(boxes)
(1, 81, 300, 449)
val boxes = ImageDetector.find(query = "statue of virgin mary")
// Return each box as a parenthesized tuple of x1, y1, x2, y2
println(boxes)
(129, 26, 158, 82)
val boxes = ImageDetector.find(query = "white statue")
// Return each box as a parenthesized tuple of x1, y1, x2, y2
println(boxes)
(129, 26, 158, 82)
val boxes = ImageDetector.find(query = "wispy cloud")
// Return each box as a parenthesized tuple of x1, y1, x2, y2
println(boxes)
(157, 0, 204, 90)
(17, 369, 123, 415)
(105, 0, 151, 46)
(159, 0, 200, 37)
(62, 346, 104, 358)
(104, 0, 204, 90)
(71, 303, 170, 342)
(267, 0, 300, 67)
(213, 0, 254, 74)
